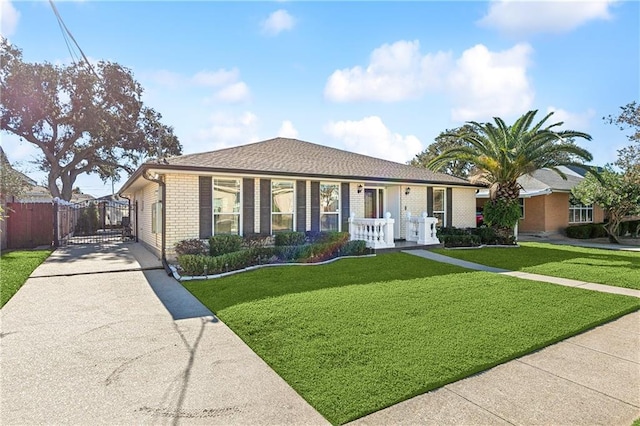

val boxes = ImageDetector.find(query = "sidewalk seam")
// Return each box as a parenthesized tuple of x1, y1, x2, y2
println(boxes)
(442, 387, 516, 425)
(514, 359, 640, 409)
(564, 340, 640, 365)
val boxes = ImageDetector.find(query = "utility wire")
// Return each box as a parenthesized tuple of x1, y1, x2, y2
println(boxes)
(48, 0, 99, 78)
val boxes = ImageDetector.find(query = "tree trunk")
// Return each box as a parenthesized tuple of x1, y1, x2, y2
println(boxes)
(605, 213, 621, 244)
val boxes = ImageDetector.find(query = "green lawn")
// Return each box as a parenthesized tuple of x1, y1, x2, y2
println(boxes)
(184, 253, 640, 425)
(0, 249, 52, 308)
(433, 242, 640, 290)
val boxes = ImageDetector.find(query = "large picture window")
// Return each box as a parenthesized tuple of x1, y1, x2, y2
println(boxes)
(569, 196, 593, 223)
(272, 180, 294, 232)
(214, 178, 241, 234)
(433, 188, 446, 227)
(320, 183, 340, 231)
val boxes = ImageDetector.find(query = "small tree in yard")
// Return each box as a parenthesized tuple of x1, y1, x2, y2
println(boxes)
(572, 166, 640, 243)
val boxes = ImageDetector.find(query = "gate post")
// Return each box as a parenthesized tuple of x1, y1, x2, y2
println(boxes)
(53, 199, 59, 248)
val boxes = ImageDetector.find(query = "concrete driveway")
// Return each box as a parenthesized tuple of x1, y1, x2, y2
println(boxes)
(1, 242, 328, 425)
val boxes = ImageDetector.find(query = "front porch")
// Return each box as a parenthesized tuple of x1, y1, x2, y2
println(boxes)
(348, 212, 440, 250)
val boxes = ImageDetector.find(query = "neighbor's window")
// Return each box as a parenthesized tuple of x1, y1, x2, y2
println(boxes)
(151, 189, 162, 234)
(320, 183, 340, 232)
(213, 178, 241, 235)
(519, 198, 525, 219)
(433, 188, 446, 227)
(569, 197, 593, 223)
(272, 180, 294, 232)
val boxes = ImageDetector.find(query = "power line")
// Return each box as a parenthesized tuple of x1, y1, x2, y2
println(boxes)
(48, 0, 98, 77)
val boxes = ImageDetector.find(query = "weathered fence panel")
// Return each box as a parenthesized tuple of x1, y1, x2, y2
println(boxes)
(6, 202, 54, 249)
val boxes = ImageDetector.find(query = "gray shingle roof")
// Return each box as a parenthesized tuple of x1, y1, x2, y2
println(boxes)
(521, 168, 584, 191)
(159, 137, 473, 185)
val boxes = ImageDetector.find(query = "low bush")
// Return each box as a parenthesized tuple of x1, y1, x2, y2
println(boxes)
(275, 231, 306, 247)
(472, 226, 500, 245)
(242, 233, 272, 249)
(439, 234, 481, 248)
(175, 239, 208, 256)
(209, 235, 243, 256)
(565, 224, 592, 239)
(628, 220, 640, 237)
(339, 240, 368, 256)
(306, 231, 350, 244)
(591, 223, 608, 238)
(177, 237, 368, 276)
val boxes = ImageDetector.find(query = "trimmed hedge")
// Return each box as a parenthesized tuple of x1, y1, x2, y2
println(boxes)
(175, 239, 208, 256)
(566, 223, 608, 239)
(275, 231, 306, 246)
(178, 237, 369, 276)
(209, 235, 243, 256)
(439, 234, 481, 248)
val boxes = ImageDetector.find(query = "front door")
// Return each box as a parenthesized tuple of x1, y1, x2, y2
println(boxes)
(364, 188, 384, 218)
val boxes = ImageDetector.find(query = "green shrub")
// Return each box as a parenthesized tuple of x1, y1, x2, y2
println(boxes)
(209, 235, 243, 256)
(618, 221, 630, 236)
(437, 227, 470, 237)
(483, 198, 521, 228)
(628, 220, 640, 237)
(590, 223, 608, 238)
(275, 231, 306, 246)
(471, 226, 499, 245)
(175, 239, 208, 256)
(440, 234, 481, 248)
(339, 240, 368, 256)
(306, 231, 350, 244)
(566, 224, 591, 239)
(242, 233, 272, 249)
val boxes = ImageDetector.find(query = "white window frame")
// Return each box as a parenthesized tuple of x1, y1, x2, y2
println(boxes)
(320, 182, 341, 232)
(569, 199, 593, 223)
(519, 198, 525, 219)
(433, 188, 446, 227)
(271, 180, 295, 233)
(213, 178, 242, 235)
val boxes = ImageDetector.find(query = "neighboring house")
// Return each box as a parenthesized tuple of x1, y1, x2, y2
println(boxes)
(476, 166, 606, 235)
(119, 137, 482, 259)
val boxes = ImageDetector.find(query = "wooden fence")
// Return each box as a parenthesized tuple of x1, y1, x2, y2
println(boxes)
(5, 202, 54, 249)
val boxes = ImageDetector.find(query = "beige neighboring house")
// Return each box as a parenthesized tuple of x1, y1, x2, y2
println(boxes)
(119, 137, 483, 259)
(12, 184, 95, 204)
(476, 166, 606, 236)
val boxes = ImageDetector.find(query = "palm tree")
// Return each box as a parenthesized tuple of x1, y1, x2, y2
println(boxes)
(428, 110, 593, 237)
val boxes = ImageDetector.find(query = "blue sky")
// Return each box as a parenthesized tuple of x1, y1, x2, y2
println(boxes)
(1, 0, 638, 197)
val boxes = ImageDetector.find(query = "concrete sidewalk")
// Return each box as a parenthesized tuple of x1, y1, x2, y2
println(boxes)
(1, 242, 327, 425)
(404, 249, 640, 299)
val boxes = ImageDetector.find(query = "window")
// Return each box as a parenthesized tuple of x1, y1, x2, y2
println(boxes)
(519, 198, 525, 219)
(569, 197, 593, 223)
(151, 189, 162, 234)
(272, 180, 294, 232)
(320, 183, 340, 231)
(433, 188, 446, 227)
(214, 178, 241, 234)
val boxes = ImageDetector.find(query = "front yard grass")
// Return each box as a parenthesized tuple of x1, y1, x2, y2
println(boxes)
(0, 249, 52, 308)
(433, 242, 640, 290)
(184, 252, 640, 425)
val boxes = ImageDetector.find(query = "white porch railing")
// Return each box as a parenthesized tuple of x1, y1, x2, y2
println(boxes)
(348, 212, 395, 249)
(405, 212, 440, 245)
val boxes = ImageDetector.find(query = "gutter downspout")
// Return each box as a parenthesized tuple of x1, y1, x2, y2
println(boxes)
(142, 172, 170, 274)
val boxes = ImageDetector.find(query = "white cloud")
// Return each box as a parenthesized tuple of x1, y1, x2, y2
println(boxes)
(213, 82, 251, 103)
(325, 40, 534, 122)
(545, 106, 596, 130)
(447, 43, 534, 121)
(0, 0, 20, 37)
(192, 69, 239, 87)
(196, 111, 259, 149)
(277, 120, 299, 138)
(324, 116, 423, 163)
(478, 0, 616, 36)
(147, 68, 250, 103)
(324, 40, 451, 102)
(262, 9, 296, 36)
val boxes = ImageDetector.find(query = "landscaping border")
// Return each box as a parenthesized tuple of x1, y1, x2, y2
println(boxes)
(170, 254, 377, 281)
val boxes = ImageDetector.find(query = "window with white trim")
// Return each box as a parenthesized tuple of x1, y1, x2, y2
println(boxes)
(213, 178, 241, 234)
(433, 188, 446, 227)
(272, 180, 294, 232)
(519, 198, 525, 219)
(569, 197, 593, 223)
(320, 183, 340, 231)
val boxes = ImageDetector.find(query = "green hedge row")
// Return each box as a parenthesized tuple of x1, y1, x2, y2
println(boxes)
(437, 226, 515, 247)
(177, 238, 368, 276)
(566, 221, 640, 239)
